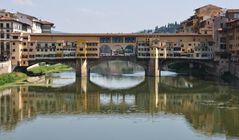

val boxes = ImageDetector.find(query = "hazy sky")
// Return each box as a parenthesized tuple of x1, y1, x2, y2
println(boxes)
(1, 0, 239, 33)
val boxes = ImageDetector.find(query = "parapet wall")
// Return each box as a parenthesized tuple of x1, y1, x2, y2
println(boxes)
(0, 61, 12, 75)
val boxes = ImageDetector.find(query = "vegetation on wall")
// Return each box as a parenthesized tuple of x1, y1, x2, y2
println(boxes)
(28, 63, 72, 74)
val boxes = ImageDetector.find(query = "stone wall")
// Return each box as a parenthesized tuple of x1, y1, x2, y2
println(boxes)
(215, 60, 229, 76)
(0, 61, 12, 75)
(230, 63, 239, 78)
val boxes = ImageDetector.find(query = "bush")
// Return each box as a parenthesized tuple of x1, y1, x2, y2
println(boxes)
(0, 72, 27, 86)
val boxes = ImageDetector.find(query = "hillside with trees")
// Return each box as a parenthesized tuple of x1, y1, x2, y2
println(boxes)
(138, 22, 180, 33)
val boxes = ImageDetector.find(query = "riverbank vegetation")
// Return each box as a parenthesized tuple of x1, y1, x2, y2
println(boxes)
(28, 63, 72, 74)
(0, 72, 27, 87)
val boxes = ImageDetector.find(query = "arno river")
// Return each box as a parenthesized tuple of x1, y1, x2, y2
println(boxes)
(0, 61, 239, 140)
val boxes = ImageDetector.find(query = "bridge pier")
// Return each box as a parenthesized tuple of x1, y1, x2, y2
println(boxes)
(76, 59, 89, 77)
(145, 58, 160, 77)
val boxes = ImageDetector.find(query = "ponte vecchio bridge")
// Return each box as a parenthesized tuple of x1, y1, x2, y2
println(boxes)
(11, 33, 216, 77)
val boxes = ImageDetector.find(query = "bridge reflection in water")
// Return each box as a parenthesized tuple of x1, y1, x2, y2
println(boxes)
(0, 75, 239, 139)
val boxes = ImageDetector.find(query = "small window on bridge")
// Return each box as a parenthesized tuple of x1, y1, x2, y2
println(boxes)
(100, 37, 111, 43)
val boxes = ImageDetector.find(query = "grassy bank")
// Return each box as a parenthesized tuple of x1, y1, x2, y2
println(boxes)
(0, 72, 27, 87)
(28, 63, 72, 74)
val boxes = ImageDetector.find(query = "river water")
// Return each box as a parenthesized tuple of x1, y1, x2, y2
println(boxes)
(0, 68, 239, 140)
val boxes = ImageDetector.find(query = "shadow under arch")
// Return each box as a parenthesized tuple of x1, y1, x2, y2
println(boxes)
(89, 59, 145, 76)
(159, 58, 215, 70)
(87, 56, 149, 77)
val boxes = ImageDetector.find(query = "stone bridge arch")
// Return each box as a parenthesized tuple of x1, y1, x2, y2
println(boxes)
(87, 57, 149, 75)
(160, 59, 214, 68)
(76, 56, 160, 77)
(159, 58, 216, 74)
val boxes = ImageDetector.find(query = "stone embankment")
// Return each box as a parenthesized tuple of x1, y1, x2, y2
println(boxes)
(0, 61, 12, 75)
(230, 63, 239, 78)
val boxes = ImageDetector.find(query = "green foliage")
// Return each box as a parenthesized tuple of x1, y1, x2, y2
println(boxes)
(139, 22, 180, 33)
(28, 63, 72, 74)
(0, 72, 27, 86)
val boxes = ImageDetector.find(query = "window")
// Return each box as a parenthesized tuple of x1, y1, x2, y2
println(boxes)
(86, 43, 98, 46)
(1, 33, 4, 38)
(1, 42, 4, 50)
(29, 55, 35, 58)
(220, 44, 226, 50)
(22, 24, 27, 31)
(6, 44, 10, 50)
(13, 36, 18, 39)
(125, 37, 136, 43)
(12, 49, 15, 52)
(6, 34, 10, 39)
(100, 37, 111, 43)
(6, 23, 10, 28)
(0, 23, 3, 28)
(220, 23, 223, 28)
(112, 37, 123, 43)
(220, 37, 226, 43)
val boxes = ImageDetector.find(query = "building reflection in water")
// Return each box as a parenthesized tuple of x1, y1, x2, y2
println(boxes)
(0, 76, 238, 139)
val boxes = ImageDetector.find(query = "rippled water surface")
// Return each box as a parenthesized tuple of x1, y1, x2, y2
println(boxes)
(0, 69, 239, 140)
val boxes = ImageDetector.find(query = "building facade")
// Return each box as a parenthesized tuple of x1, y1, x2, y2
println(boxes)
(178, 4, 223, 35)
(9, 33, 213, 67)
(0, 9, 54, 61)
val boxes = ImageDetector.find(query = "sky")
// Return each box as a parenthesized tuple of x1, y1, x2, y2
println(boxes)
(0, 0, 239, 33)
